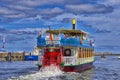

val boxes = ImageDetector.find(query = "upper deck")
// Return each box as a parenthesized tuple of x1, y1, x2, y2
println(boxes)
(37, 19, 94, 48)
(37, 38, 92, 48)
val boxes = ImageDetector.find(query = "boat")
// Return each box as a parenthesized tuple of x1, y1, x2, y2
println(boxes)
(36, 18, 94, 72)
(24, 47, 39, 61)
(118, 56, 120, 59)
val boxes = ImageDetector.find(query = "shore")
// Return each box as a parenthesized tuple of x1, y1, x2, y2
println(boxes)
(0, 51, 29, 61)
(0, 51, 120, 61)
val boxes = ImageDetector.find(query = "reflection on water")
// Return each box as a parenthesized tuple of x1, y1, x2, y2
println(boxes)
(0, 56, 120, 80)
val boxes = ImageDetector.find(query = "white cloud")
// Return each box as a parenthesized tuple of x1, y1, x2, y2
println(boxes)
(40, 7, 63, 15)
(65, 4, 113, 14)
(14, 28, 46, 32)
(0, 7, 17, 15)
(8, 4, 34, 10)
(4, 13, 26, 18)
(103, 0, 120, 6)
(7, 0, 64, 7)
(54, 13, 77, 21)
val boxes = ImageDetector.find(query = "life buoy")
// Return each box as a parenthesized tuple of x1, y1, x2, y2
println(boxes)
(64, 49, 71, 56)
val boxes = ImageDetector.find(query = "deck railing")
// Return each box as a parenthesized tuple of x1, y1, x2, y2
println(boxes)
(63, 57, 78, 65)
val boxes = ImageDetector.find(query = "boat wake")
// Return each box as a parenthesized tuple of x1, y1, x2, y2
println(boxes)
(8, 65, 64, 80)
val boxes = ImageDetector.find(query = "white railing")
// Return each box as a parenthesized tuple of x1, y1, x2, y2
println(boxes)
(63, 57, 78, 65)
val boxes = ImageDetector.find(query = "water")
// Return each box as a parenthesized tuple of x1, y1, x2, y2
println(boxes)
(0, 56, 120, 80)
(0, 61, 37, 80)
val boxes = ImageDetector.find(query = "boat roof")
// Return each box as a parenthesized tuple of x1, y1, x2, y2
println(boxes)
(46, 29, 88, 35)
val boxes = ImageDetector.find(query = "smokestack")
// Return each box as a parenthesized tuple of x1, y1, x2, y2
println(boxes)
(72, 18, 76, 30)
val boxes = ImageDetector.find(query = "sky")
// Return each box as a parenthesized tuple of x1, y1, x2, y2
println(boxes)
(0, 0, 120, 53)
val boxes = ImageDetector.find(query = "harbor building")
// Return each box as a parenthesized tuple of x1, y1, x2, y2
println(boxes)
(0, 52, 25, 61)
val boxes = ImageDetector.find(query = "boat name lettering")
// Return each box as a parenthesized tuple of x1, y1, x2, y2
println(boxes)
(45, 37, 61, 40)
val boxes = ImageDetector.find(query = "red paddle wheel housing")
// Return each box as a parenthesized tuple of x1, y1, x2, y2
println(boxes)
(42, 47, 63, 68)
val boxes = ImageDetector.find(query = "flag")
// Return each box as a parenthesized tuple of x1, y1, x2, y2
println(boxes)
(50, 33, 53, 44)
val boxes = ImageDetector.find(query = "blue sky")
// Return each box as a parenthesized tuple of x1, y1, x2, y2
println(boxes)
(0, 0, 120, 53)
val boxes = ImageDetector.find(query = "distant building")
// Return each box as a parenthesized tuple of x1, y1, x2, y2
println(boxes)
(0, 52, 25, 61)
(11, 52, 25, 61)
(0, 52, 9, 61)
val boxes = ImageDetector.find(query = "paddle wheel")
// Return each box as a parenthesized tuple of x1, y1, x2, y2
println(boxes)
(42, 47, 63, 69)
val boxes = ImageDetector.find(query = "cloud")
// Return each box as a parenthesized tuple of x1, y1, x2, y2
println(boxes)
(40, 7, 64, 19)
(11, 28, 46, 35)
(101, 0, 120, 7)
(4, 13, 26, 18)
(9, 0, 64, 7)
(0, 27, 41, 35)
(0, 7, 17, 15)
(7, 4, 34, 10)
(66, 4, 113, 14)
(95, 29, 111, 33)
(0, 7, 30, 19)
(0, 0, 114, 21)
